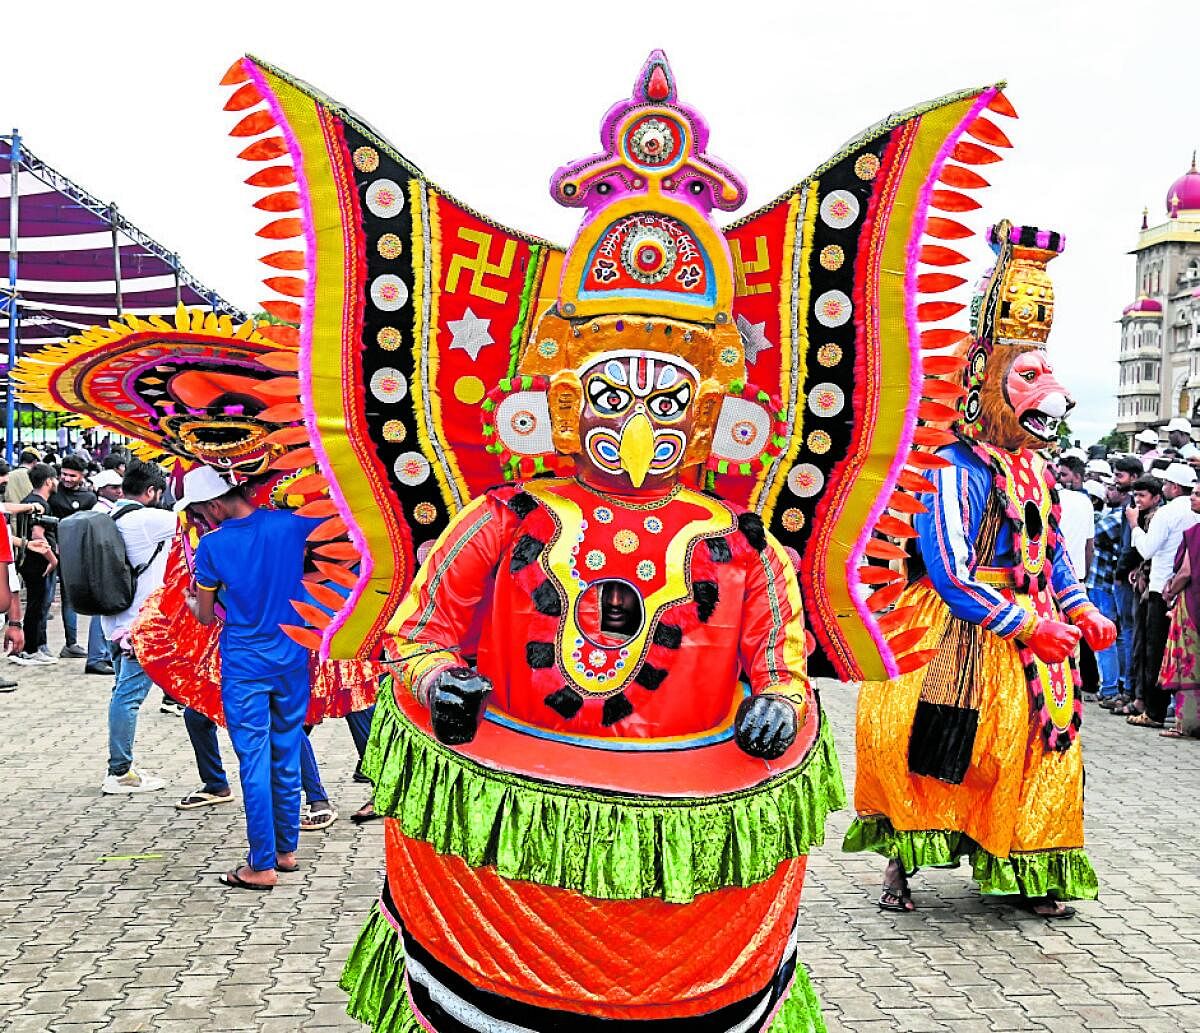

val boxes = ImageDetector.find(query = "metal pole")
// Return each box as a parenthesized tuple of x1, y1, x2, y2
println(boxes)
(6, 129, 21, 465)
(109, 203, 123, 317)
(172, 253, 181, 306)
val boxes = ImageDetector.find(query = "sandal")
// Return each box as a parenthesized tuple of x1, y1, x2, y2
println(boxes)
(350, 801, 381, 825)
(1127, 713, 1164, 728)
(1160, 727, 1187, 738)
(1098, 694, 1128, 711)
(219, 866, 273, 891)
(300, 802, 339, 832)
(1016, 895, 1075, 919)
(1111, 701, 1142, 717)
(176, 788, 234, 811)
(877, 860, 915, 912)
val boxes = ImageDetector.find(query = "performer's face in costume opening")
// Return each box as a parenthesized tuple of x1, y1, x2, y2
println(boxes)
(599, 581, 642, 638)
(575, 352, 701, 494)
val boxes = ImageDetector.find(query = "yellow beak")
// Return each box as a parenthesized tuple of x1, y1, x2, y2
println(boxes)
(618, 411, 655, 489)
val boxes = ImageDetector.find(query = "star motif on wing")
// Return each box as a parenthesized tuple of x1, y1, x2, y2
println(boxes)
(735, 314, 773, 365)
(447, 307, 495, 361)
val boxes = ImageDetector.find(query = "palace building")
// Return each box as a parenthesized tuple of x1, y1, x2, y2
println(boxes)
(1116, 157, 1200, 444)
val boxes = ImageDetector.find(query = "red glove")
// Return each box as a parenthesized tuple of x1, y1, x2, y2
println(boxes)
(1074, 607, 1117, 651)
(1025, 619, 1081, 665)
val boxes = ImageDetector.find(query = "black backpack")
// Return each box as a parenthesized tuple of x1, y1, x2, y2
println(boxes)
(57, 505, 167, 616)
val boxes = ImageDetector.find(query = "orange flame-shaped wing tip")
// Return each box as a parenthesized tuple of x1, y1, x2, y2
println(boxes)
(888, 492, 928, 516)
(287, 473, 330, 495)
(296, 500, 340, 519)
(265, 425, 309, 445)
(916, 401, 961, 424)
(875, 514, 918, 539)
(912, 426, 959, 447)
(272, 447, 317, 471)
(259, 299, 302, 322)
(263, 275, 306, 298)
(906, 452, 953, 471)
(314, 541, 361, 561)
(897, 470, 938, 494)
(930, 189, 982, 213)
(220, 58, 250, 86)
(864, 539, 909, 562)
(246, 166, 297, 188)
(877, 606, 921, 634)
(951, 141, 1001, 166)
(916, 272, 968, 294)
(887, 627, 930, 654)
(919, 328, 972, 350)
(260, 250, 306, 270)
(924, 217, 973, 241)
(938, 165, 990, 190)
(259, 352, 301, 374)
(866, 582, 906, 613)
(256, 219, 304, 241)
(281, 624, 323, 650)
(857, 566, 903, 586)
(919, 245, 969, 267)
(258, 376, 302, 399)
(258, 401, 306, 423)
(921, 356, 967, 376)
(290, 601, 333, 630)
(916, 301, 966, 322)
(237, 137, 289, 161)
(894, 649, 940, 674)
(967, 116, 1013, 148)
(253, 191, 302, 213)
(223, 82, 263, 111)
(314, 560, 360, 589)
(304, 580, 349, 611)
(922, 379, 967, 402)
(987, 91, 1019, 118)
(230, 110, 278, 137)
(259, 324, 301, 348)
(309, 516, 349, 542)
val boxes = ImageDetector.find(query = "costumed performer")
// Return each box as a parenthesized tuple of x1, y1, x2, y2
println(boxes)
(844, 221, 1117, 918)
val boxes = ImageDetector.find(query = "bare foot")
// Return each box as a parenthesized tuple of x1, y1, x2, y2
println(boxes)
(221, 864, 277, 890)
(276, 851, 298, 872)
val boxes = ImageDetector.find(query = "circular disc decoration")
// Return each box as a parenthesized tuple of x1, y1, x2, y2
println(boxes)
(625, 115, 681, 169)
(393, 451, 431, 486)
(366, 179, 405, 218)
(854, 153, 880, 181)
(353, 147, 380, 173)
(819, 190, 861, 229)
(413, 502, 438, 525)
(814, 290, 852, 328)
(807, 382, 846, 418)
(781, 507, 806, 532)
(620, 224, 677, 285)
(817, 343, 843, 367)
(377, 233, 404, 260)
(786, 463, 825, 499)
(382, 420, 407, 443)
(371, 275, 410, 312)
(807, 430, 832, 454)
(377, 326, 403, 350)
(370, 367, 408, 404)
(819, 245, 844, 271)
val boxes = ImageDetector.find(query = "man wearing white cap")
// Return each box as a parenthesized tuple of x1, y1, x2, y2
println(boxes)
(1166, 417, 1199, 460)
(1125, 462, 1200, 727)
(90, 469, 125, 513)
(179, 466, 322, 890)
(1135, 428, 1161, 471)
(1085, 458, 1113, 483)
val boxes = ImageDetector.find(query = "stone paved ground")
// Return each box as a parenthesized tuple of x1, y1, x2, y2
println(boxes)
(1, 620, 1198, 1032)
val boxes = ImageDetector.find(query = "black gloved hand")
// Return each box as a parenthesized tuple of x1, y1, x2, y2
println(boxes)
(429, 666, 492, 746)
(734, 695, 797, 760)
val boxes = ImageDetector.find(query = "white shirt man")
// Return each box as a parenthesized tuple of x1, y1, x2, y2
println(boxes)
(100, 483, 177, 647)
(1166, 417, 1200, 460)
(1057, 488, 1094, 580)
(1131, 463, 1200, 593)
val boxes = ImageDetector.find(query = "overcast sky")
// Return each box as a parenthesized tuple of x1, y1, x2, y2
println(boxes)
(4, 0, 1195, 445)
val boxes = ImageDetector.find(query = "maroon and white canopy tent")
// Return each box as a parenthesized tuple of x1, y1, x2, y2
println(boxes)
(0, 130, 244, 459)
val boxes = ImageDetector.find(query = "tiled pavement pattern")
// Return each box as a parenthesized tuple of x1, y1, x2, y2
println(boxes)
(1, 621, 1198, 1031)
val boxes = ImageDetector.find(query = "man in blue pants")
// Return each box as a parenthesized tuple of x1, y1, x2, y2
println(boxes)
(182, 466, 320, 891)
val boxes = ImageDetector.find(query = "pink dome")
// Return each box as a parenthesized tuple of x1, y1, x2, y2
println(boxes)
(1124, 296, 1163, 315)
(1166, 155, 1200, 214)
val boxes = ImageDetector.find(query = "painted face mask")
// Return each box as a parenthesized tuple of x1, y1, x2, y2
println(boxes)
(576, 352, 700, 492)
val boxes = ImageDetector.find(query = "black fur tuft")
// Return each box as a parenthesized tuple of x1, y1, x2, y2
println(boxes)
(507, 492, 538, 519)
(652, 623, 683, 649)
(510, 534, 544, 573)
(544, 686, 583, 718)
(525, 642, 556, 668)
(531, 581, 562, 617)
(693, 580, 719, 622)
(737, 512, 767, 552)
(635, 664, 668, 691)
(601, 693, 634, 726)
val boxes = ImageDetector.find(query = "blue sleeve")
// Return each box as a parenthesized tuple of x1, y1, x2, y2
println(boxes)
(1051, 523, 1090, 616)
(194, 536, 220, 591)
(914, 447, 1030, 639)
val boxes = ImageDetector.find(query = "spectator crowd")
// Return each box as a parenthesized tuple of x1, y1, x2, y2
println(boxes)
(0, 436, 378, 891)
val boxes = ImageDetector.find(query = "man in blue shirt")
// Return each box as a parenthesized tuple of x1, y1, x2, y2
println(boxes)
(181, 466, 319, 890)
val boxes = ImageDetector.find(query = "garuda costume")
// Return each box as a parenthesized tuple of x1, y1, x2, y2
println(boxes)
(21, 48, 1026, 1031)
(844, 222, 1116, 912)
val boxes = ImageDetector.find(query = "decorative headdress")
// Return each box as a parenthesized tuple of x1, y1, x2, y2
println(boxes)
(958, 220, 1065, 438)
